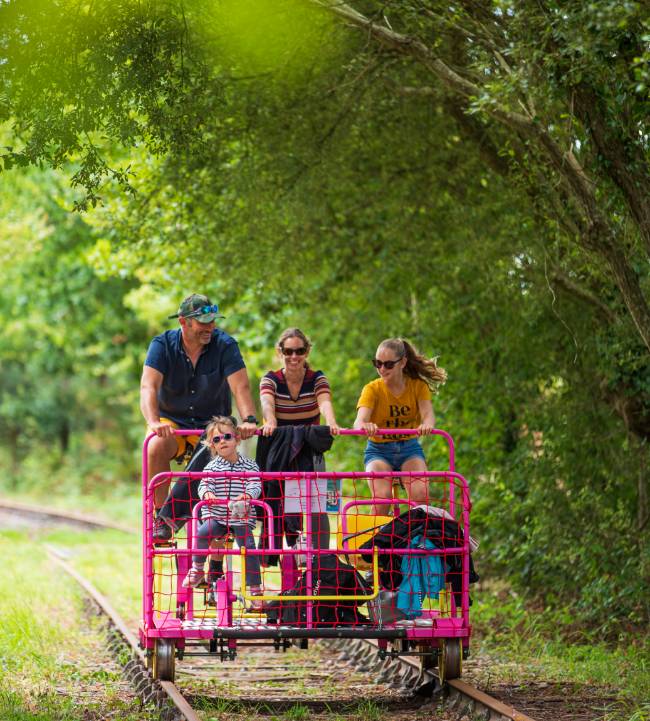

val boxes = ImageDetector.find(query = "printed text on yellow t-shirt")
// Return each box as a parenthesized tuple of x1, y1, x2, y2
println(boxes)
(356, 377, 430, 443)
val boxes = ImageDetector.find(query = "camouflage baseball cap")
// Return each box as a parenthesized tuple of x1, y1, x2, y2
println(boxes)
(168, 294, 225, 324)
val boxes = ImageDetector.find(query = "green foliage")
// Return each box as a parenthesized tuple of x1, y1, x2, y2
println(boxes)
(283, 705, 311, 721)
(353, 700, 383, 721)
(193, 0, 346, 78)
(0, 167, 148, 481)
(473, 581, 650, 720)
(0, 529, 155, 721)
(0, 0, 648, 638)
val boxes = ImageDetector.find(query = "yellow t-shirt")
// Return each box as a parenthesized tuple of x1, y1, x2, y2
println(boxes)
(356, 377, 430, 442)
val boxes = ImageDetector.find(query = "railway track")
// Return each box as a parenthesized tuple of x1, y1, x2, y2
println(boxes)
(0, 497, 137, 534)
(47, 542, 538, 721)
(0, 498, 539, 721)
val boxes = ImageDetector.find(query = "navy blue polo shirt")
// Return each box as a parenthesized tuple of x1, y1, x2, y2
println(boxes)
(144, 328, 246, 429)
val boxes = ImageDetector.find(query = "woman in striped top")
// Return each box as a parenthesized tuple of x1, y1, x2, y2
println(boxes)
(259, 328, 339, 434)
(259, 328, 339, 550)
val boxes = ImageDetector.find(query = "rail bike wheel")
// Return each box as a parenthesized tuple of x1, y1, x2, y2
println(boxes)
(152, 639, 176, 681)
(439, 638, 462, 682)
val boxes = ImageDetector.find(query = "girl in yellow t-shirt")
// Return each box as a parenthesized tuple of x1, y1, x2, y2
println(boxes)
(353, 338, 446, 514)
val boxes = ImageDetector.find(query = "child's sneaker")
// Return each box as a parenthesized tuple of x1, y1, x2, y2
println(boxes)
(182, 567, 206, 588)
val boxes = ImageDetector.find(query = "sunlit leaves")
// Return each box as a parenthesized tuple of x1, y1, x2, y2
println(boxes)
(0, 166, 148, 468)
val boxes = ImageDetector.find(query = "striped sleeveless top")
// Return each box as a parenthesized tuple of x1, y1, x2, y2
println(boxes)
(260, 368, 331, 426)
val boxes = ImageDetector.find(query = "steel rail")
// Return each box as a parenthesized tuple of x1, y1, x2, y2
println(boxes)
(447, 679, 539, 721)
(0, 497, 136, 535)
(10, 502, 539, 721)
(331, 637, 539, 721)
(45, 545, 200, 721)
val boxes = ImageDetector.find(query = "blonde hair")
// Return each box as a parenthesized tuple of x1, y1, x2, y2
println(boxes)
(378, 337, 447, 392)
(204, 415, 238, 456)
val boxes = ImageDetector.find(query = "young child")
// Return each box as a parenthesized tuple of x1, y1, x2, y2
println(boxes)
(182, 415, 263, 601)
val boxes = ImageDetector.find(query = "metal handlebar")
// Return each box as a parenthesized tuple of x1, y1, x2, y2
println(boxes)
(167, 427, 430, 436)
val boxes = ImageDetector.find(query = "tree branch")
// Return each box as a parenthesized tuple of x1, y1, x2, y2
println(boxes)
(313, 0, 533, 129)
(313, 0, 598, 211)
(314, 0, 650, 353)
(551, 270, 617, 324)
(573, 85, 650, 256)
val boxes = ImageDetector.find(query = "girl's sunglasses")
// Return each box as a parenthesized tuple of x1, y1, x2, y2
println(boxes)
(372, 358, 402, 369)
(211, 433, 235, 443)
(282, 347, 307, 356)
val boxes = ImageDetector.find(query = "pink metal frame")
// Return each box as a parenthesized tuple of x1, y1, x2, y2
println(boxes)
(140, 428, 471, 649)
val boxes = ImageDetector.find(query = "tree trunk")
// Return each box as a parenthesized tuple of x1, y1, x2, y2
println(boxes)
(59, 418, 70, 453)
(639, 448, 649, 533)
(598, 238, 650, 353)
(573, 86, 650, 257)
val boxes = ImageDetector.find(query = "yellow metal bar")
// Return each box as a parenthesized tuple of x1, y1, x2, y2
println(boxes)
(439, 583, 452, 617)
(153, 553, 165, 614)
(240, 547, 381, 602)
(153, 554, 160, 613)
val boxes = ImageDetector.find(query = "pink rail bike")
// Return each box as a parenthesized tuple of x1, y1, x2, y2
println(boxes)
(139, 428, 475, 684)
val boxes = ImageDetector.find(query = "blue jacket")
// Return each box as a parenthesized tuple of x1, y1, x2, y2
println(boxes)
(396, 535, 445, 618)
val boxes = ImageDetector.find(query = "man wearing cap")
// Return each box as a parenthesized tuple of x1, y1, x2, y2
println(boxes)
(140, 293, 258, 541)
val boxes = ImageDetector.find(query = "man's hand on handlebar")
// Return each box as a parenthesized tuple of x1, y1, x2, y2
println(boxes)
(239, 421, 258, 440)
(149, 421, 174, 438)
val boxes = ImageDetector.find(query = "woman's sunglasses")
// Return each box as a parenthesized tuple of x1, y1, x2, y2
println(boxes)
(372, 358, 403, 369)
(282, 347, 307, 356)
(211, 433, 235, 443)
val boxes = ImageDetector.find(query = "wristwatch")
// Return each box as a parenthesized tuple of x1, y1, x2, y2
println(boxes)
(243, 415, 258, 425)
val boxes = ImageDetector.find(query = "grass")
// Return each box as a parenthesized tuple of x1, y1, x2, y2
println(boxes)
(0, 485, 142, 530)
(1, 488, 649, 721)
(353, 700, 383, 720)
(0, 527, 155, 721)
(198, 697, 244, 715)
(283, 704, 311, 721)
(627, 705, 650, 721)
(471, 580, 650, 720)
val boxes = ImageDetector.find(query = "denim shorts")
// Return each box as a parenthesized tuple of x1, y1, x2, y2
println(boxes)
(363, 438, 425, 470)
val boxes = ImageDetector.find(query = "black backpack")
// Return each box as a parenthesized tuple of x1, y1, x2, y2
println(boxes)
(265, 554, 370, 626)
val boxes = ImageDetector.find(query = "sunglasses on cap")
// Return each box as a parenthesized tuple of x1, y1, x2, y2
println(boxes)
(211, 433, 235, 443)
(168, 304, 224, 321)
(282, 347, 307, 356)
(372, 357, 403, 369)
(184, 304, 221, 319)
